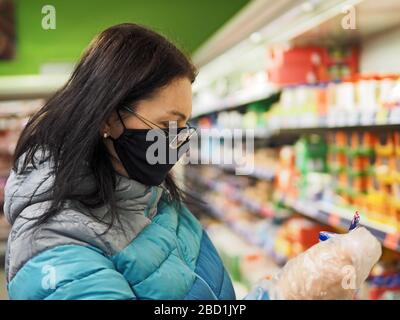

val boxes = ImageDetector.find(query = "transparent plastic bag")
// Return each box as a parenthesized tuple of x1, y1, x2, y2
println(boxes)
(257, 227, 382, 300)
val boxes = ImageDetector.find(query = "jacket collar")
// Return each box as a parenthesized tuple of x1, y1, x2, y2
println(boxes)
(4, 151, 166, 225)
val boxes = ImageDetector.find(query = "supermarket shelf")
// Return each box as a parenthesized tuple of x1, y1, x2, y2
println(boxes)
(195, 152, 276, 181)
(249, 167, 276, 181)
(200, 127, 272, 138)
(188, 189, 286, 266)
(216, 163, 275, 181)
(189, 171, 400, 252)
(229, 188, 275, 219)
(194, 0, 400, 67)
(192, 86, 279, 118)
(190, 174, 275, 219)
(276, 123, 400, 135)
(269, 109, 400, 134)
(0, 75, 69, 101)
(291, 0, 400, 47)
(202, 110, 400, 140)
(279, 195, 400, 252)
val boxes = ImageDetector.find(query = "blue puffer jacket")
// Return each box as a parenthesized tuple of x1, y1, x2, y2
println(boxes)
(3, 153, 238, 300)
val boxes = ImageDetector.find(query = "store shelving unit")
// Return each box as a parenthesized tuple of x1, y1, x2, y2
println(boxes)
(0, 75, 69, 101)
(214, 163, 275, 182)
(259, 112, 400, 139)
(186, 168, 276, 218)
(188, 2, 400, 287)
(188, 188, 287, 266)
(189, 172, 400, 253)
(197, 111, 400, 140)
(192, 85, 279, 118)
(280, 196, 400, 252)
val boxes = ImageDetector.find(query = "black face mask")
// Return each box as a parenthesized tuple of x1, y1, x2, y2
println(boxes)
(109, 115, 190, 186)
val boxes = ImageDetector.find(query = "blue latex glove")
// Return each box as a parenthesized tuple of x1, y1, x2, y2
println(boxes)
(243, 283, 270, 300)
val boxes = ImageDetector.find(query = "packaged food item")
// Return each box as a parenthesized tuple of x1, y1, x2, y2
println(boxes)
(336, 79, 356, 113)
(375, 132, 395, 156)
(266, 46, 359, 86)
(295, 135, 328, 174)
(275, 147, 298, 199)
(350, 132, 376, 155)
(327, 150, 346, 174)
(274, 217, 332, 259)
(358, 75, 380, 113)
(328, 131, 347, 153)
(394, 132, 400, 156)
(376, 155, 394, 185)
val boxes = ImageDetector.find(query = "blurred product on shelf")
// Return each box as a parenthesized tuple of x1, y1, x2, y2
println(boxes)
(266, 46, 359, 85)
(217, 111, 242, 129)
(271, 129, 400, 232)
(324, 130, 400, 231)
(205, 190, 283, 259)
(295, 135, 329, 200)
(242, 102, 269, 130)
(275, 146, 298, 200)
(205, 222, 280, 297)
(191, 142, 279, 179)
(196, 99, 273, 134)
(295, 135, 328, 174)
(186, 159, 400, 299)
(267, 74, 400, 130)
(365, 249, 400, 300)
(243, 180, 272, 206)
(194, 73, 400, 138)
(252, 148, 279, 174)
(0, 99, 44, 119)
(274, 216, 333, 260)
(275, 136, 329, 201)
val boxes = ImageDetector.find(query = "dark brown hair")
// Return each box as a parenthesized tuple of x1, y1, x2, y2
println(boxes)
(14, 23, 197, 229)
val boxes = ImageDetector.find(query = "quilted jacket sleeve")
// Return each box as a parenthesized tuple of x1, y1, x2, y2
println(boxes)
(7, 244, 135, 300)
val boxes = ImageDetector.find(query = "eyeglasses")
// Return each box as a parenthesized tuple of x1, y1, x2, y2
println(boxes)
(122, 106, 197, 149)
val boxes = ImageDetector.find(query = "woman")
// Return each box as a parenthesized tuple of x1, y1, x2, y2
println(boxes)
(4, 23, 237, 300)
(3, 23, 378, 300)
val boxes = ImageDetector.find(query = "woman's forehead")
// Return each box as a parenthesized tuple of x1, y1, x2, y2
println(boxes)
(135, 78, 192, 118)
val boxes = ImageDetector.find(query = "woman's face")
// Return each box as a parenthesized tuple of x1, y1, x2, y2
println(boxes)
(103, 77, 193, 176)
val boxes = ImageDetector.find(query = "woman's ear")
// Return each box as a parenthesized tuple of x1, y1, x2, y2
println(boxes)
(102, 122, 111, 139)
(102, 112, 124, 139)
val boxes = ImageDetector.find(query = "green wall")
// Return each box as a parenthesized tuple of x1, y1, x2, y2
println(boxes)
(0, 0, 248, 76)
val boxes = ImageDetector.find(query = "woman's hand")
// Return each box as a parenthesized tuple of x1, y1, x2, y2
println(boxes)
(251, 227, 382, 300)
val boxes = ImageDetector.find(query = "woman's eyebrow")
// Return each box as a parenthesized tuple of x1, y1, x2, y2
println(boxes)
(167, 110, 187, 121)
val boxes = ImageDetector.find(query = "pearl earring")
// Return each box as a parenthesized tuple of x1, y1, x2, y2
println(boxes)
(103, 133, 108, 138)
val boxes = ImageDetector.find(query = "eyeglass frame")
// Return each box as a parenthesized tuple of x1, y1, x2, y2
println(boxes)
(121, 105, 197, 149)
